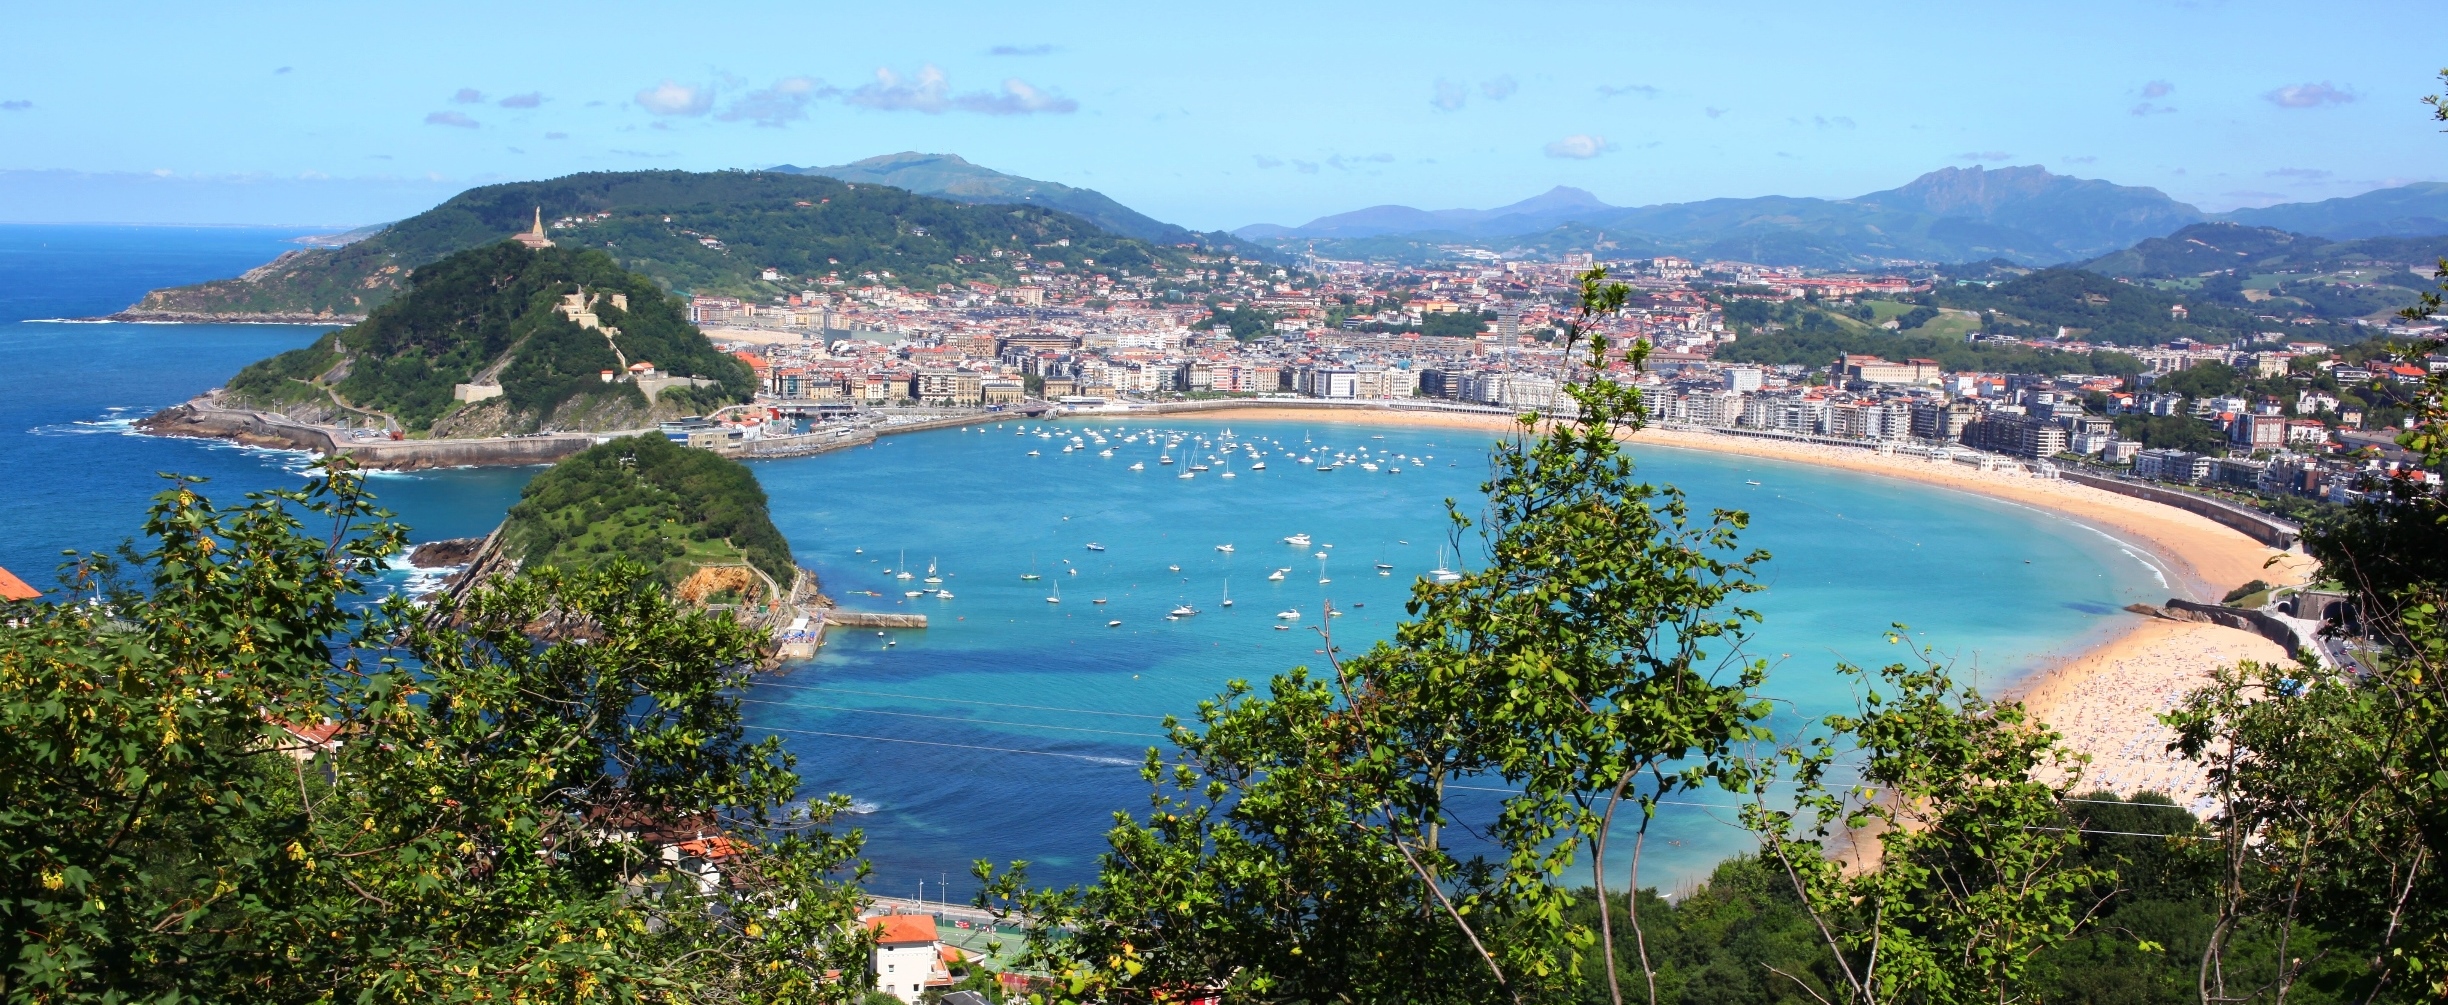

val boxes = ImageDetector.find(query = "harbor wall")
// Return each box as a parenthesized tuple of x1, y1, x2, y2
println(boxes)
(2060, 471, 2300, 549)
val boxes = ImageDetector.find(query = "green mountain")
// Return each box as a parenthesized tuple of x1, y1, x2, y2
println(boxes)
(2075, 222, 2331, 277)
(773, 152, 1187, 243)
(501, 433, 794, 588)
(2219, 181, 2448, 238)
(222, 243, 754, 436)
(769, 152, 1280, 261)
(1239, 165, 2209, 267)
(123, 169, 1190, 320)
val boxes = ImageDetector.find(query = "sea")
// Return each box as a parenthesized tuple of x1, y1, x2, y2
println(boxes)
(0, 224, 2172, 901)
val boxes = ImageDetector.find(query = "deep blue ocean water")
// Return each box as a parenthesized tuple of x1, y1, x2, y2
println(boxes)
(0, 225, 2169, 901)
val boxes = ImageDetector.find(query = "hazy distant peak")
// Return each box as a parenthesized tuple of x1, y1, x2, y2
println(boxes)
(1492, 185, 1613, 214)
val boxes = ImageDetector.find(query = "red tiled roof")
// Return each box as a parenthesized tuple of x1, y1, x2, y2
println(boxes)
(869, 914, 938, 946)
(0, 564, 38, 602)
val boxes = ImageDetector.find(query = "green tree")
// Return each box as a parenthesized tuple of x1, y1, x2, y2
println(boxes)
(1739, 651, 2112, 1005)
(976, 267, 1772, 1004)
(0, 467, 872, 1003)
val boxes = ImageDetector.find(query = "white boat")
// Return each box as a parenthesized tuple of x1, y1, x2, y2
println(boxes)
(1159, 456, 1175, 465)
(896, 550, 913, 580)
(1284, 533, 1310, 547)
(1276, 608, 1299, 620)
(1313, 551, 1327, 559)
(1168, 564, 1180, 572)
(1189, 463, 1209, 472)
(1129, 462, 1145, 471)
(1221, 580, 1233, 608)
(1100, 449, 1114, 457)
(1021, 555, 1042, 581)
(1108, 619, 1122, 627)
(1047, 581, 1061, 604)
(1215, 544, 1234, 553)
(1361, 463, 1378, 472)
(936, 590, 954, 599)
(1251, 461, 1266, 470)
(1170, 603, 1199, 617)
(1026, 450, 1039, 456)
(1178, 470, 1195, 479)
(923, 558, 940, 584)
(904, 590, 923, 597)
(1267, 569, 1286, 581)
(1085, 542, 1106, 552)
(1429, 545, 1463, 584)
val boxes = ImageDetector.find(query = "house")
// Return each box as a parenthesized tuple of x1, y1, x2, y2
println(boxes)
(868, 914, 964, 1003)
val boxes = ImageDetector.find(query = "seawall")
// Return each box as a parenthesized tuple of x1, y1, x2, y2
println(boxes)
(139, 400, 616, 470)
(2059, 471, 2300, 549)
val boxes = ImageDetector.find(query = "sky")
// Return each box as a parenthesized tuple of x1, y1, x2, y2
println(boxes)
(0, 0, 2439, 229)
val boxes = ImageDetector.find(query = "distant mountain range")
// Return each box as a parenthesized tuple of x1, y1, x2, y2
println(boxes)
(770, 152, 1262, 254)
(1234, 166, 2448, 269)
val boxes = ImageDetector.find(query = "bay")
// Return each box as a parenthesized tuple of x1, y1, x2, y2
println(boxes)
(0, 226, 2165, 903)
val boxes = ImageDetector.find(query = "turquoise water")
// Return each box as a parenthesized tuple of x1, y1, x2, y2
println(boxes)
(747, 417, 2168, 900)
(0, 226, 2167, 905)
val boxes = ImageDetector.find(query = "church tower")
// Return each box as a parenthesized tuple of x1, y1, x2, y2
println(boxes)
(513, 206, 555, 249)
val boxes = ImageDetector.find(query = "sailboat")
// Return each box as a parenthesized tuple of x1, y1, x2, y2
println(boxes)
(1219, 455, 1235, 479)
(895, 550, 913, 580)
(1429, 546, 1462, 584)
(1276, 607, 1300, 620)
(1221, 579, 1233, 608)
(1317, 553, 1330, 585)
(1021, 554, 1042, 581)
(923, 558, 941, 585)
(1267, 568, 1287, 581)
(1046, 579, 1061, 604)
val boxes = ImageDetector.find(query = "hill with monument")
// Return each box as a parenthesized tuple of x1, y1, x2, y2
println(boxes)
(112, 169, 1195, 322)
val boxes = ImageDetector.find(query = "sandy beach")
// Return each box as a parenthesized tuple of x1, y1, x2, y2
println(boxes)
(1176, 404, 2313, 800)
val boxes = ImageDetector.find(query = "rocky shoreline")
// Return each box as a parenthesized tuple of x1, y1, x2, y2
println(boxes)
(96, 310, 365, 325)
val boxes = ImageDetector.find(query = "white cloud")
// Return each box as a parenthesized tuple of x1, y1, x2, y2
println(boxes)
(424, 111, 479, 129)
(844, 65, 1075, 115)
(1544, 134, 1612, 159)
(2265, 82, 2355, 108)
(990, 43, 1054, 56)
(451, 88, 483, 104)
(2141, 79, 2173, 99)
(957, 78, 1077, 115)
(1957, 150, 2011, 161)
(498, 92, 543, 109)
(1431, 78, 1467, 112)
(635, 80, 714, 117)
(1599, 83, 1658, 99)
(719, 76, 837, 126)
(847, 65, 951, 112)
(1480, 75, 1517, 100)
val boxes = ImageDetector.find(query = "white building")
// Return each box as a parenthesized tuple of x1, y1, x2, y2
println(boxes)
(868, 914, 958, 1003)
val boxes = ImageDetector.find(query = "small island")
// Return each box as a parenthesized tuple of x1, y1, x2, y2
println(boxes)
(432, 432, 890, 657)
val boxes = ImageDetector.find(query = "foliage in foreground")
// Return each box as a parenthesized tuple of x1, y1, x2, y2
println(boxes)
(0, 469, 869, 1003)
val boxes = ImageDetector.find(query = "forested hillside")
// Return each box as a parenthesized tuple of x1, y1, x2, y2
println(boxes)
(124, 169, 1191, 319)
(221, 243, 752, 435)
(500, 433, 794, 587)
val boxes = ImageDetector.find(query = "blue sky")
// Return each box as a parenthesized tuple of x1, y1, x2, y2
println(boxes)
(0, 0, 2438, 228)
